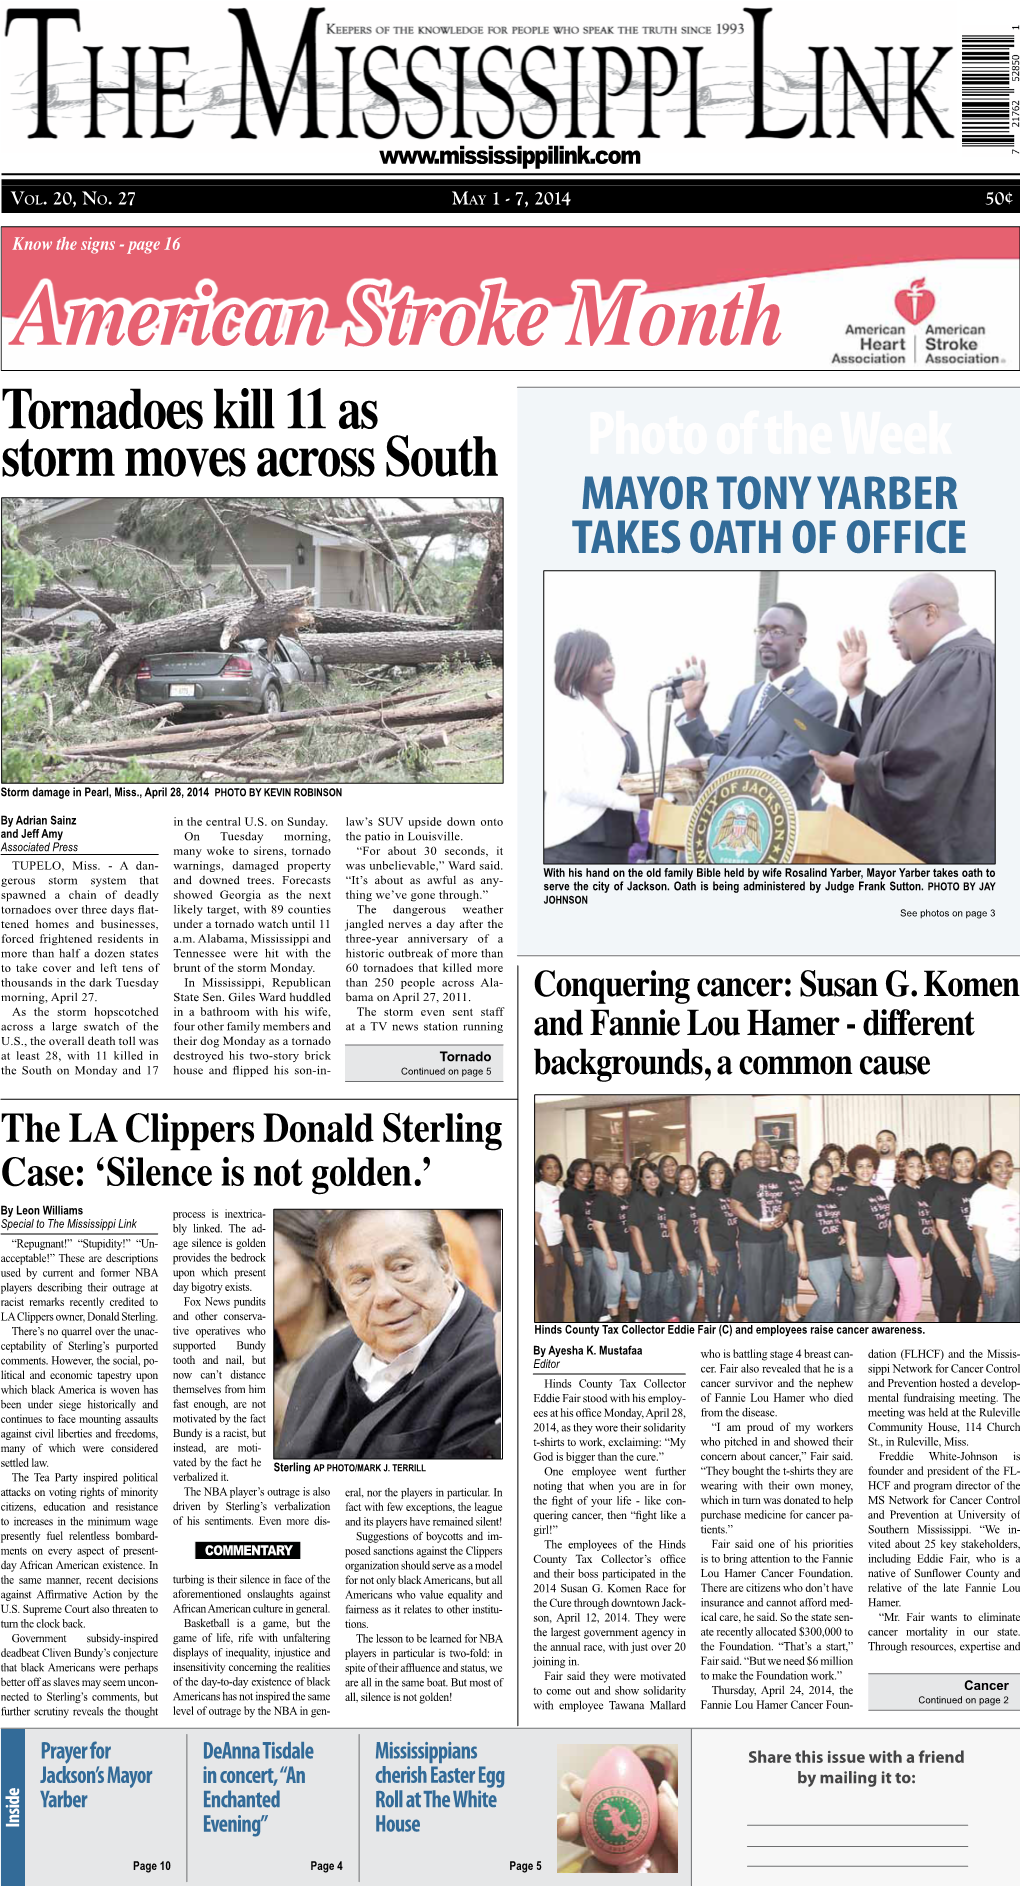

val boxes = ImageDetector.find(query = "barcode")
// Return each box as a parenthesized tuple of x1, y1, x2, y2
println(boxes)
(961, 33, 1015, 146)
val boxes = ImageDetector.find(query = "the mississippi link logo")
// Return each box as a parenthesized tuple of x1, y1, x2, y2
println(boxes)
(687, 766, 799, 865)
(583, 1785, 653, 1855)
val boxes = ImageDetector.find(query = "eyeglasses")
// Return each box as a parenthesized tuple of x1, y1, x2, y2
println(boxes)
(888, 603, 936, 624)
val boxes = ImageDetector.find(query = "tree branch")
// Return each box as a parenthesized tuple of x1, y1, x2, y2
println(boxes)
(198, 497, 268, 605)
(357, 498, 427, 615)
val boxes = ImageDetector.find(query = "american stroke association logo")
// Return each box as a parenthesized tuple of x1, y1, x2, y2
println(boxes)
(585, 1785, 653, 1856)
(688, 767, 798, 865)
(894, 277, 936, 325)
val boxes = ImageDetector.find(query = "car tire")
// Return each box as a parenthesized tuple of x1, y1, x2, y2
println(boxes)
(263, 684, 284, 717)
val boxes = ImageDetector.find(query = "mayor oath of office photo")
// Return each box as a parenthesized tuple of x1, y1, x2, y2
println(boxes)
(543, 570, 994, 868)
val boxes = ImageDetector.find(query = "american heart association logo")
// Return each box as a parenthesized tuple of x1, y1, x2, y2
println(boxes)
(895, 277, 935, 325)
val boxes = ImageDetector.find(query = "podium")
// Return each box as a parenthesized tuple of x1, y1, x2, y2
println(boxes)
(648, 800, 921, 865)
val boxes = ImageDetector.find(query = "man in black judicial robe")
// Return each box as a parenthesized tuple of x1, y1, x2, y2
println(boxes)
(811, 575, 994, 864)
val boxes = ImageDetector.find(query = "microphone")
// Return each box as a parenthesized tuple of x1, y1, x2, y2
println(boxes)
(650, 665, 702, 694)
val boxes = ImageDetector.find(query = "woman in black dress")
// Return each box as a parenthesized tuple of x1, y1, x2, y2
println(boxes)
(792, 1159, 846, 1322)
(778, 1143, 804, 1318)
(667, 1164, 703, 1321)
(558, 1157, 603, 1324)
(628, 1161, 677, 1325)
(931, 1145, 982, 1323)
(534, 1153, 565, 1322)
(591, 1162, 640, 1320)
(887, 1149, 934, 1323)
(696, 1157, 741, 1323)
(840, 1146, 895, 1322)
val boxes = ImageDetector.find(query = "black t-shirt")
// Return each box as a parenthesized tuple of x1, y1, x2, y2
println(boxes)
(792, 1188, 846, 1259)
(783, 1172, 805, 1199)
(696, 1189, 740, 1254)
(629, 1191, 675, 1272)
(888, 1182, 935, 1259)
(840, 1183, 891, 1257)
(930, 1179, 979, 1260)
(731, 1167, 792, 1242)
(559, 1185, 595, 1247)
(592, 1191, 630, 1253)
(920, 1173, 950, 1211)
(827, 1170, 853, 1198)
(666, 1191, 702, 1263)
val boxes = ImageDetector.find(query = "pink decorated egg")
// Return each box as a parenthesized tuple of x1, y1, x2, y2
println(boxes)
(579, 1745, 659, 1868)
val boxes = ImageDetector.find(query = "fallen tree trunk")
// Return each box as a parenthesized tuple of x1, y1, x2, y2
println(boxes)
(3, 608, 92, 642)
(365, 510, 492, 544)
(78, 587, 316, 708)
(347, 696, 502, 728)
(105, 587, 314, 666)
(50, 688, 459, 759)
(12, 591, 313, 674)
(313, 607, 459, 635)
(14, 585, 136, 615)
(314, 628, 502, 667)
(51, 693, 500, 760)
(79, 729, 452, 782)
(69, 701, 186, 731)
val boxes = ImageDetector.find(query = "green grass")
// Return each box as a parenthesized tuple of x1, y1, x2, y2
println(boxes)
(2, 653, 503, 785)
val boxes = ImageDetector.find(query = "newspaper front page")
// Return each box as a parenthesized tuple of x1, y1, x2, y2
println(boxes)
(1, 3, 1018, 1880)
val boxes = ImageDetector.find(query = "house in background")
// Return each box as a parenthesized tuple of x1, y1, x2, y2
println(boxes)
(15, 498, 392, 615)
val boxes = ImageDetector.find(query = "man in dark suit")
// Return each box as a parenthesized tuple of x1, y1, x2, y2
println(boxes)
(278, 1209, 501, 1460)
(675, 601, 837, 810)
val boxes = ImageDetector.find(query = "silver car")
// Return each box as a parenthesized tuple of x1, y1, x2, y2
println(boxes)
(133, 635, 329, 718)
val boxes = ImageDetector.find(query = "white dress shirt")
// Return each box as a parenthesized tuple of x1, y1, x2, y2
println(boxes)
(545, 693, 636, 849)
(847, 624, 972, 719)
(352, 1283, 464, 1403)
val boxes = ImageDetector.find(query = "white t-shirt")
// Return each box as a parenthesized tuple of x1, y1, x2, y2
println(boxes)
(968, 1184, 1020, 1262)
(535, 1182, 563, 1245)
(875, 1156, 897, 1198)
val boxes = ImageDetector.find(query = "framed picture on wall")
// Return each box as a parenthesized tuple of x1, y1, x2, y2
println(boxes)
(755, 1113, 797, 1150)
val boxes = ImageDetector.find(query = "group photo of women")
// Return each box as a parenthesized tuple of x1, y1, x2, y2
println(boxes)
(534, 1094, 1019, 1326)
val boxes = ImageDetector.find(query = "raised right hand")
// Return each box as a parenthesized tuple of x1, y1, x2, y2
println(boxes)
(838, 626, 869, 696)
(679, 655, 707, 717)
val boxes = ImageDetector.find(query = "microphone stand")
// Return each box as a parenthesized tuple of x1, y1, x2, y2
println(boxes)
(652, 678, 787, 863)
(649, 678, 684, 865)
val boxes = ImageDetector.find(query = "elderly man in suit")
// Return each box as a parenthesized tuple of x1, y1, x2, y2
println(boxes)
(675, 601, 837, 810)
(278, 1208, 500, 1460)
